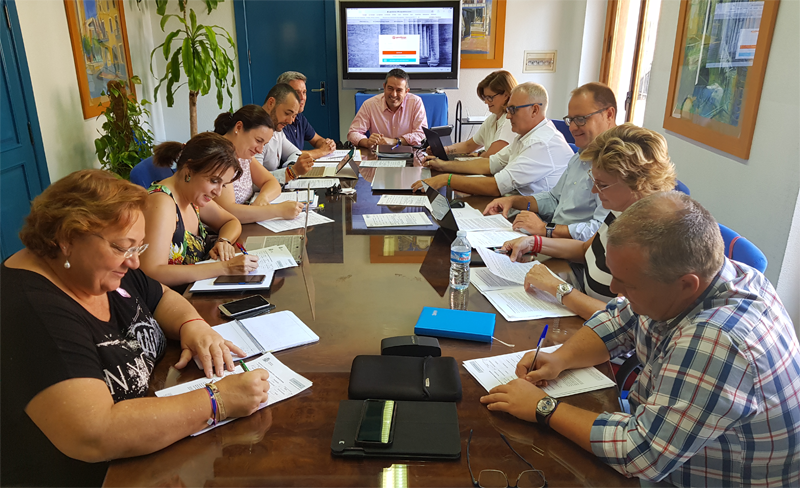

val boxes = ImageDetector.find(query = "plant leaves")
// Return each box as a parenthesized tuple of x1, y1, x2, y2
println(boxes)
(170, 48, 182, 82)
(204, 26, 218, 52)
(190, 9, 197, 34)
(182, 37, 198, 91)
(160, 14, 184, 32)
(156, 0, 168, 16)
(163, 30, 181, 60)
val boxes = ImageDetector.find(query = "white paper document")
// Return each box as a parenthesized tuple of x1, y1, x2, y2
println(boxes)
(285, 178, 340, 189)
(196, 310, 319, 363)
(157, 352, 313, 435)
(249, 245, 298, 271)
(482, 287, 577, 321)
(269, 192, 319, 206)
(376, 194, 432, 210)
(476, 247, 538, 284)
(451, 204, 484, 221)
(363, 212, 432, 227)
(470, 267, 518, 292)
(463, 346, 616, 398)
(359, 159, 407, 168)
(456, 214, 513, 232)
(465, 230, 527, 249)
(314, 149, 362, 162)
(188, 254, 276, 293)
(256, 211, 334, 232)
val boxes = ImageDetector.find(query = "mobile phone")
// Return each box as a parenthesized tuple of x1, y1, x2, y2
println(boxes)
(218, 295, 275, 319)
(355, 399, 396, 447)
(213, 275, 266, 285)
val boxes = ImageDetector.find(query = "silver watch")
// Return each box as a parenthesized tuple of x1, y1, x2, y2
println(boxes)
(536, 396, 560, 427)
(556, 282, 574, 305)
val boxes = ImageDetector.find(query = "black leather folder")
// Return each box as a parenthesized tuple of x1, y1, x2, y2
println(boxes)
(348, 355, 462, 402)
(330, 400, 461, 460)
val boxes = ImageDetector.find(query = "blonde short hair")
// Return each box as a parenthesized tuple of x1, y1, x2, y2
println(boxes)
(581, 123, 676, 194)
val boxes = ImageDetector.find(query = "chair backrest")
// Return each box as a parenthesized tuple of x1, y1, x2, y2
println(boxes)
(550, 119, 575, 144)
(130, 156, 175, 189)
(568, 143, 579, 154)
(718, 223, 768, 273)
(674, 179, 690, 195)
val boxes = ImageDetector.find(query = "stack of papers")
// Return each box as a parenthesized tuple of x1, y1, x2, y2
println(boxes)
(457, 214, 513, 232)
(285, 178, 340, 190)
(462, 345, 616, 398)
(359, 160, 407, 168)
(157, 352, 313, 435)
(363, 212, 432, 227)
(314, 149, 362, 162)
(270, 192, 319, 207)
(256, 211, 334, 232)
(189, 245, 299, 293)
(465, 230, 526, 248)
(376, 194, 432, 210)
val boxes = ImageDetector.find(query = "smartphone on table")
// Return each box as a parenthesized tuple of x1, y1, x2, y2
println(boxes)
(218, 295, 275, 319)
(355, 399, 396, 447)
(213, 275, 266, 285)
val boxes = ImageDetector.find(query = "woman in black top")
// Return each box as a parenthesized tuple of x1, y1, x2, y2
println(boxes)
(1, 170, 270, 487)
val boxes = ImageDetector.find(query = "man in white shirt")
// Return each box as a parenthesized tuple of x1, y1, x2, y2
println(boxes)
(412, 82, 572, 196)
(254, 83, 314, 184)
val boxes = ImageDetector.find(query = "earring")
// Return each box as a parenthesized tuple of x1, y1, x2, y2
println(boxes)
(185, 174, 191, 183)
(64, 258, 71, 269)
(236, 130, 239, 134)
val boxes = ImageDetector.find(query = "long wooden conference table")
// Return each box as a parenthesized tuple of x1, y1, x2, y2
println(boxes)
(104, 153, 638, 487)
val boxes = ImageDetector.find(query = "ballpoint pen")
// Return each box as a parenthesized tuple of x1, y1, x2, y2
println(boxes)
(392, 138, 401, 150)
(236, 243, 248, 255)
(527, 324, 549, 374)
(238, 360, 250, 372)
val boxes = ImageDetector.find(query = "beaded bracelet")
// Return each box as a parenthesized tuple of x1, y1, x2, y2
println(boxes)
(527, 202, 531, 212)
(204, 385, 217, 426)
(447, 174, 453, 187)
(286, 165, 297, 180)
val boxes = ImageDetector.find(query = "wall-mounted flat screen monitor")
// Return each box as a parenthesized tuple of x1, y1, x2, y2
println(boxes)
(340, 1, 461, 90)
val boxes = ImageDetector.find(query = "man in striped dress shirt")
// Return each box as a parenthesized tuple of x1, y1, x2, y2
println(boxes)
(481, 192, 800, 487)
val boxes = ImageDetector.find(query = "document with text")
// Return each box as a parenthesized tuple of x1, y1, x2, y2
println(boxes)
(285, 178, 340, 190)
(269, 192, 319, 206)
(376, 194, 432, 210)
(359, 159, 407, 168)
(463, 345, 616, 398)
(470, 267, 518, 292)
(456, 214, 513, 232)
(465, 230, 527, 249)
(482, 287, 576, 321)
(314, 149, 362, 162)
(157, 352, 313, 435)
(257, 211, 334, 232)
(363, 212, 432, 227)
(475, 246, 538, 284)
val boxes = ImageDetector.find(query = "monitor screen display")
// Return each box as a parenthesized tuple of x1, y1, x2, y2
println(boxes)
(340, 1, 460, 89)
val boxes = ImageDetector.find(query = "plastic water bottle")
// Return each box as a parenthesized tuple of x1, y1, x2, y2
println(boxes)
(450, 230, 471, 290)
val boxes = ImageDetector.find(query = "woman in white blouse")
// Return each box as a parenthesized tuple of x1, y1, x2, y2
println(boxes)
(436, 70, 518, 158)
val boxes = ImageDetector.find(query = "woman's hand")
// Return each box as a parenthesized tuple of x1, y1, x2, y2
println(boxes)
(272, 201, 303, 220)
(209, 240, 236, 261)
(524, 262, 564, 297)
(499, 236, 538, 262)
(224, 254, 260, 274)
(175, 320, 247, 378)
(215, 370, 271, 418)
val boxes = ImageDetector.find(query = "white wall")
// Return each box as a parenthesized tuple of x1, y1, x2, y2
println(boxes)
(336, 0, 608, 142)
(778, 195, 800, 336)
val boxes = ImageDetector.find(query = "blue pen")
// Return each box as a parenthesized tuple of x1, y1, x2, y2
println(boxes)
(392, 139, 401, 150)
(236, 243, 248, 255)
(527, 324, 549, 374)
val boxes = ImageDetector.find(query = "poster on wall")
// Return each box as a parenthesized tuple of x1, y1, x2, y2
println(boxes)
(663, 0, 780, 159)
(64, 0, 135, 119)
(461, 0, 506, 69)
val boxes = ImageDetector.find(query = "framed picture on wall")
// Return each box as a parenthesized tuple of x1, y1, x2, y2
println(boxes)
(64, 0, 135, 119)
(663, 0, 780, 159)
(461, 0, 506, 69)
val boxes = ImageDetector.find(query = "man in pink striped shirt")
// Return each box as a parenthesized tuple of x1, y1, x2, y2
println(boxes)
(347, 69, 427, 148)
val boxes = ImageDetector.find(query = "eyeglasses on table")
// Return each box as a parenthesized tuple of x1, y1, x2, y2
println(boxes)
(467, 429, 547, 488)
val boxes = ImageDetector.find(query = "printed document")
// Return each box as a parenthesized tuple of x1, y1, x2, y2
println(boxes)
(285, 178, 340, 190)
(475, 246, 539, 284)
(463, 346, 616, 398)
(456, 214, 513, 232)
(257, 211, 333, 232)
(465, 230, 526, 249)
(314, 149, 362, 162)
(157, 353, 313, 435)
(482, 287, 576, 321)
(363, 212, 432, 227)
(269, 192, 319, 206)
(470, 267, 518, 292)
(359, 159, 407, 168)
(376, 194, 432, 210)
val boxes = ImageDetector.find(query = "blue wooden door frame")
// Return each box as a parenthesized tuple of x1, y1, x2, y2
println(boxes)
(2, 0, 48, 189)
(233, 0, 340, 142)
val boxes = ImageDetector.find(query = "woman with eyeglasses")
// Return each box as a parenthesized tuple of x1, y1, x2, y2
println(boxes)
(500, 124, 676, 320)
(426, 70, 517, 159)
(141, 132, 259, 287)
(1, 170, 270, 487)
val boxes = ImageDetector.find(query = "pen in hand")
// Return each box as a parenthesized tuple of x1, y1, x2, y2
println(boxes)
(527, 324, 549, 375)
(238, 360, 250, 372)
(236, 243, 248, 255)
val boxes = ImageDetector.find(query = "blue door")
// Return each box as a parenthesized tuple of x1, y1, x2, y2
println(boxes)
(234, 0, 340, 146)
(0, 0, 50, 260)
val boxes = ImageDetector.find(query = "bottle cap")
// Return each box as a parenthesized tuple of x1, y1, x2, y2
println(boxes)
(456, 230, 467, 237)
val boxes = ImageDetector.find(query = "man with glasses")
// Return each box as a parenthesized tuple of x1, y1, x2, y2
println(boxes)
(347, 69, 427, 149)
(276, 71, 337, 159)
(483, 83, 617, 241)
(412, 82, 572, 196)
(481, 193, 800, 487)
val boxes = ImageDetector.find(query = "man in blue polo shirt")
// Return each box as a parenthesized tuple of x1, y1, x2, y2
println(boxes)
(276, 71, 336, 159)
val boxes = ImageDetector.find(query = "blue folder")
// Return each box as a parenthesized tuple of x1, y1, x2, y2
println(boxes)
(414, 307, 496, 343)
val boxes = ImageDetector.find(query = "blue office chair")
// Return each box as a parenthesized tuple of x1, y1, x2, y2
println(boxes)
(615, 222, 767, 409)
(551, 119, 575, 144)
(569, 143, 579, 154)
(130, 156, 175, 189)
(674, 179, 690, 195)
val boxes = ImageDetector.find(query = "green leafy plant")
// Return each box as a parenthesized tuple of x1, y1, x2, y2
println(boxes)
(150, 0, 237, 137)
(94, 76, 155, 180)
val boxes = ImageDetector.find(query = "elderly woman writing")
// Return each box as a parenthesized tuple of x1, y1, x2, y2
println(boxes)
(142, 132, 259, 286)
(501, 124, 677, 320)
(1, 170, 269, 487)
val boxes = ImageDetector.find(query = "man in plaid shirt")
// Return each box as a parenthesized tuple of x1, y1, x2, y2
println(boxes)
(482, 192, 800, 487)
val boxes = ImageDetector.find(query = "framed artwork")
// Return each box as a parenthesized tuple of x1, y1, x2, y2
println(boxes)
(523, 51, 557, 73)
(64, 0, 135, 119)
(663, 0, 780, 159)
(461, 0, 506, 69)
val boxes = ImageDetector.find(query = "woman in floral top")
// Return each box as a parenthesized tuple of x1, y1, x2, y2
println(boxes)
(140, 133, 259, 287)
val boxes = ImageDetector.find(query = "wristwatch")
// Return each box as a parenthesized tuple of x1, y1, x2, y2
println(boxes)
(556, 282, 574, 305)
(536, 396, 560, 427)
(545, 222, 556, 238)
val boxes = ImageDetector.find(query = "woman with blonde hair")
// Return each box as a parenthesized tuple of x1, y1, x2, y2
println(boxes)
(1, 170, 269, 486)
(501, 123, 677, 320)
(428, 70, 517, 158)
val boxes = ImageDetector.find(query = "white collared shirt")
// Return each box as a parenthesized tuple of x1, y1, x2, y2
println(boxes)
(472, 113, 515, 149)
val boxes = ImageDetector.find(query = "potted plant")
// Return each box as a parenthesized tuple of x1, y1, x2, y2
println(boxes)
(94, 76, 155, 180)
